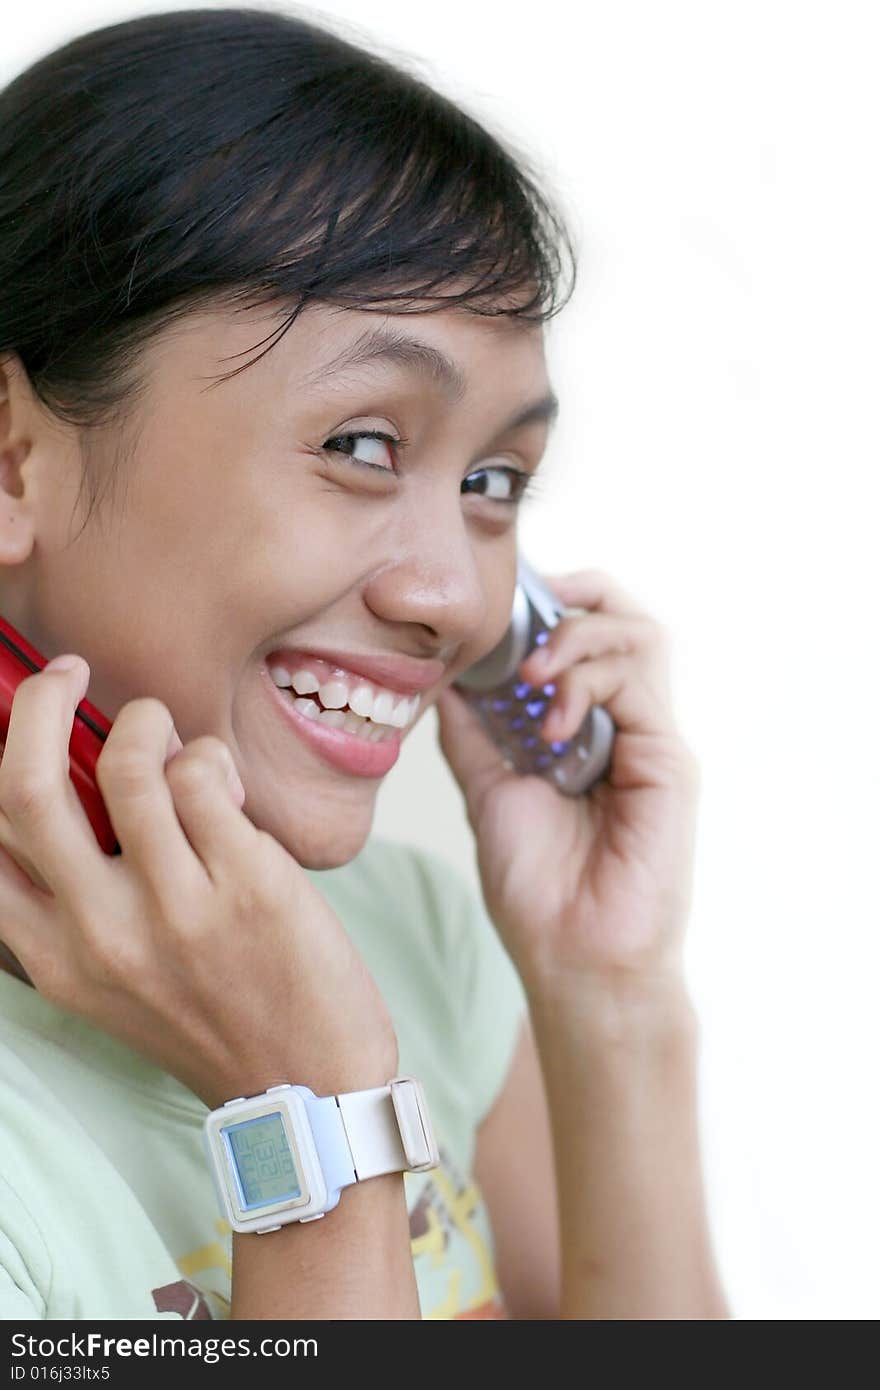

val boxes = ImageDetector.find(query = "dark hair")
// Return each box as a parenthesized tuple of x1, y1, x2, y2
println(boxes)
(0, 5, 577, 530)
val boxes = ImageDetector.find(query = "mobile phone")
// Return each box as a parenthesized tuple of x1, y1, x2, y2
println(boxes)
(0, 616, 120, 854)
(452, 554, 615, 795)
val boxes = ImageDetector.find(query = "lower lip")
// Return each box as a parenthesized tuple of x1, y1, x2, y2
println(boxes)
(260, 667, 403, 778)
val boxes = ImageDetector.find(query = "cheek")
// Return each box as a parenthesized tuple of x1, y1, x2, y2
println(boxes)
(479, 568, 519, 654)
(115, 434, 339, 625)
(198, 504, 350, 646)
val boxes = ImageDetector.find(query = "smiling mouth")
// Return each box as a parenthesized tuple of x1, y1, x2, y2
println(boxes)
(265, 658, 423, 734)
(273, 686, 403, 743)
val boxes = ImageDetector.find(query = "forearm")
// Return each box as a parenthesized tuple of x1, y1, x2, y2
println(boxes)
(230, 1173, 420, 1319)
(527, 970, 730, 1320)
(227, 1044, 421, 1320)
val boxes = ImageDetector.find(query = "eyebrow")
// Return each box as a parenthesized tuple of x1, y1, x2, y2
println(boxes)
(301, 327, 560, 435)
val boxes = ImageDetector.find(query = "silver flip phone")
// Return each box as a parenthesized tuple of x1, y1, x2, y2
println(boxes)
(452, 554, 615, 796)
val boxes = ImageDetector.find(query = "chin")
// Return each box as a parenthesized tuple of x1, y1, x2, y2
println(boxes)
(293, 836, 370, 871)
(251, 796, 375, 872)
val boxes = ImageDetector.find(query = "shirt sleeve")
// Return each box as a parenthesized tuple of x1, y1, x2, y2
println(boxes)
(409, 845, 530, 1130)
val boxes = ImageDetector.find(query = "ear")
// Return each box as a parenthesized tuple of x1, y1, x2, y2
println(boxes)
(0, 354, 39, 566)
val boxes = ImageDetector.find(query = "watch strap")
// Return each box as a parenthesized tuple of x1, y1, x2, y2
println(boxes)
(335, 1076, 438, 1181)
(335, 1085, 406, 1181)
(204, 1076, 439, 1231)
(297, 1092, 357, 1192)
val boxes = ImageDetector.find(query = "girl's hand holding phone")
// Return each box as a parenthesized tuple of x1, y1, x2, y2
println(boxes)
(0, 657, 397, 1109)
(435, 567, 702, 1012)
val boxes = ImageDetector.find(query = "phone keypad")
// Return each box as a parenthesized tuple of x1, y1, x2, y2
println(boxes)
(478, 676, 570, 762)
(456, 622, 614, 795)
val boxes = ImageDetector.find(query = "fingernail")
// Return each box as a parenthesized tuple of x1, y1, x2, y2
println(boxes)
(45, 653, 83, 673)
(167, 729, 184, 759)
(45, 654, 89, 698)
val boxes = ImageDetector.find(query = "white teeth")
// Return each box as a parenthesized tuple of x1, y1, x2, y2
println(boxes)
(291, 696, 320, 720)
(317, 679, 350, 710)
(346, 712, 392, 742)
(316, 708, 346, 729)
(270, 661, 422, 729)
(370, 689, 395, 724)
(270, 664, 293, 688)
(348, 683, 375, 718)
(291, 668, 321, 696)
(389, 696, 413, 728)
(314, 707, 395, 740)
(287, 693, 396, 741)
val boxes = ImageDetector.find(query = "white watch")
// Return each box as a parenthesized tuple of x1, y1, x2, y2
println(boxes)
(203, 1076, 439, 1234)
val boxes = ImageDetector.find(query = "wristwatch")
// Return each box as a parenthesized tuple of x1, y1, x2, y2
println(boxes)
(203, 1075, 439, 1234)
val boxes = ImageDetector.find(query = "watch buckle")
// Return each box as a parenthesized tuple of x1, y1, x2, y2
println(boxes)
(389, 1076, 439, 1172)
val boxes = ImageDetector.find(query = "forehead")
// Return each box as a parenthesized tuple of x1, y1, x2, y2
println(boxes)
(154, 294, 551, 415)
(297, 303, 548, 398)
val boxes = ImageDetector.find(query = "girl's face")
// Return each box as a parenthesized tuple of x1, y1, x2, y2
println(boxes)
(0, 298, 555, 868)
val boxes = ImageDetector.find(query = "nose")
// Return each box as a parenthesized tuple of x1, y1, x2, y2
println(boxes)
(361, 504, 512, 654)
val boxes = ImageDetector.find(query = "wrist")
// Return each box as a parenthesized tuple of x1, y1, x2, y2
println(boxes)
(527, 963, 699, 1049)
(200, 1036, 401, 1112)
(204, 1066, 435, 1238)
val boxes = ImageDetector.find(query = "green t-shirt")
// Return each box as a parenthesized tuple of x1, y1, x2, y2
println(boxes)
(0, 835, 528, 1321)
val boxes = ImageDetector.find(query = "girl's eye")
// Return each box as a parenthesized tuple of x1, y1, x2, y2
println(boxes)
(322, 431, 542, 507)
(461, 467, 538, 506)
(322, 430, 399, 472)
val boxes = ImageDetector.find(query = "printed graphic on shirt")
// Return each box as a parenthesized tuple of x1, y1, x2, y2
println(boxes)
(406, 1146, 508, 1319)
(151, 1280, 214, 1320)
(152, 1144, 507, 1320)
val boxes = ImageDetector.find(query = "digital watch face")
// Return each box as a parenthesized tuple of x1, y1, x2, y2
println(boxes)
(220, 1106, 310, 1216)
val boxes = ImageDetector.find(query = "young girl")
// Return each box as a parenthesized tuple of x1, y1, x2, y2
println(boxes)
(0, 7, 728, 1319)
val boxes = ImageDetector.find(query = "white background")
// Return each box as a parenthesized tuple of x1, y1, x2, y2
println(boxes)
(4, 0, 878, 1319)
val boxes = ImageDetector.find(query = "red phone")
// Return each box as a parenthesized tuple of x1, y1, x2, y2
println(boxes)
(0, 616, 120, 855)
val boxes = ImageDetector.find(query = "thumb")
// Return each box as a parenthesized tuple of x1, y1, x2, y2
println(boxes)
(434, 683, 511, 811)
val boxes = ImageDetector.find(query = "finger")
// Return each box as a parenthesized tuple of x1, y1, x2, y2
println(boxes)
(0, 789, 53, 892)
(95, 698, 218, 896)
(0, 836, 61, 985)
(518, 611, 647, 685)
(163, 735, 260, 888)
(536, 651, 662, 742)
(0, 831, 56, 909)
(0, 657, 111, 905)
(543, 567, 651, 620)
